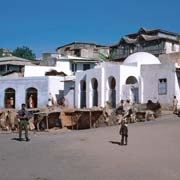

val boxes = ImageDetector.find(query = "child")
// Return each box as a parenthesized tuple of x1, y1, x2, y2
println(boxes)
(119, 120, 128, 145)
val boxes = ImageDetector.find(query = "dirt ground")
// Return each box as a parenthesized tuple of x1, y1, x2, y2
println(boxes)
(0, 113, 180, 180)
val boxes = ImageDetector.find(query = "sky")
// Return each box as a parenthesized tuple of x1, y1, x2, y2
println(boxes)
(0, 0, 180, 58)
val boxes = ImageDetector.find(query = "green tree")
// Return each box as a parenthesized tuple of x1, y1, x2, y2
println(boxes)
(12, 46, 36, 60)
(0, 48, 3, 57)
(98, 50, 118, 62)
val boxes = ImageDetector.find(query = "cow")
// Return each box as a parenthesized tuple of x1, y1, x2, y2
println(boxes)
(146, 100, 161, 118)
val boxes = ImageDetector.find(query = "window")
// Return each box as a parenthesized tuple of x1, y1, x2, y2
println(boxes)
(158, 78, 167, 95)
(0, 65, 5, 71)
(83, 64, 90, 70)
(172, 43, 175, 51)
(74, 49, 81, 57)
(71, 63, 77, 72)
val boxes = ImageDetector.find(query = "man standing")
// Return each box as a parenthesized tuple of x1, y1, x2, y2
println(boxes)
(173, 96, 178, 114)
(17, 104, 31, 141)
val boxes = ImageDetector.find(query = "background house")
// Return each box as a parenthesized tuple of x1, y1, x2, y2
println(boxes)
(39, 54, 98, 75)
(111, 27, 180, 61)
(55, 42, 110, 60)
(0, 56, 38, 76)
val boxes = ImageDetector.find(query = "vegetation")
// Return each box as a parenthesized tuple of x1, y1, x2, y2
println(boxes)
(12, 46, 36, 60)
(98, 50, 118, 62)
(0, 48, 3, 57)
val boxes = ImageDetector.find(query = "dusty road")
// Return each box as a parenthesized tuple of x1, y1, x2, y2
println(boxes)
(0, 114, 180, 180)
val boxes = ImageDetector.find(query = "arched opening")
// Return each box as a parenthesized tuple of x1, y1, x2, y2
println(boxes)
(125, 76, 139, 103)
(91, 78, 98, 107)
(126, 76, 138, 84)
(4, 88, 15, 108)
(108, 76, 116, 108)
(80, 80, 86, 108)
(26, 87, 38, 108)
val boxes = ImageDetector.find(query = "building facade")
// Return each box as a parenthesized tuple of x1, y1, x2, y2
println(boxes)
(0, 76, 64, 109)
(75, 52, 180, 109)
(111, 27, 180, 61)
(56, 42, 110, 60)
(0, 56, 37, 76)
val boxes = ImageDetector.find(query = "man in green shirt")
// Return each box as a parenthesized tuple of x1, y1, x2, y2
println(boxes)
(17, 104, 31, 141)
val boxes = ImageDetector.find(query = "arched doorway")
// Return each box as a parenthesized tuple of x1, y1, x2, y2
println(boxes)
(80, 80, 86, 108)
(91, 78, 98, 107)
(108, 76, 116, 108)
(26, 87, 38, 108)
(125, 76, 139, 103)
(126, 76, 138, 84)
(4, 88, 15, 108)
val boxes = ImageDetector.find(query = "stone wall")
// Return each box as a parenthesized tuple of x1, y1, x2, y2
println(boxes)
(159, 52, 180, 65)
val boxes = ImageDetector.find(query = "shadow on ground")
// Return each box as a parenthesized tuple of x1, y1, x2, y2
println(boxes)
(11, 138, 28, 142)
(109, 141, 121, 145)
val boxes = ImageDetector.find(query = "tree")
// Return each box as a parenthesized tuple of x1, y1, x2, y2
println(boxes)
(0, 48, 3, 57)
(12, 46, 36, 60)
(98, 50, 118, 62)
(0, 48, 12, 57)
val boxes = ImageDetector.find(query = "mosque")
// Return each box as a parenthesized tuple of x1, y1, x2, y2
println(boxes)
(75, 52, 180, 109)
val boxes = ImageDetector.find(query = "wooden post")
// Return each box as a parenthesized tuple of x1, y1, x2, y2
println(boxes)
(76, 112, 79, 130)
(71, 113, 74, 130)
(46, 113, 49, 130)
(89, 110, 92, 128)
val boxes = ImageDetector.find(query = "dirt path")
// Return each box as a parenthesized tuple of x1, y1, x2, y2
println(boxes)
(0, 114, 180, 180)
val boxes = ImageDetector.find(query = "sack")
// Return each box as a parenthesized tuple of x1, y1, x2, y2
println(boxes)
(29, 121, 35, 130)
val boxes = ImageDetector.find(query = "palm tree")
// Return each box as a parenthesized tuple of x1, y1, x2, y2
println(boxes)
(98, 50, 118, 62)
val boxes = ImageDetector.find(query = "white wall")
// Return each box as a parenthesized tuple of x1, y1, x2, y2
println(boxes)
(0, 76, 65, 109)
(24, 65, 72, 77)
(64, 81, 75, 108)
(48, 76, 64, 105)
(75, 63, 140, 108)
(75, 67, 104, 108)
(141, 64, 176, 104)
(120, 65, 140, 101)
(104, 64, 121, 106)
(75, 71, 87, 108)
(165, 42, 180, 54)
(86, 68, 104, 108)
(0, 77, 48, 109)
(165, 42, 173, 53)
(56, 60, 71, 72)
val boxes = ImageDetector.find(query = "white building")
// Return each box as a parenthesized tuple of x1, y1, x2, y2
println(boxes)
(1, 52, 180, 110)
(0, 76, 65, 109)
(75, 52, 180, 109)
(0, 54, 96, 109)
(38, 54, 98, 76)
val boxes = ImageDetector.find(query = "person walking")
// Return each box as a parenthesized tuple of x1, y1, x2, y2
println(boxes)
(17, 104, 31, 141)
(119, 120, 128, 145)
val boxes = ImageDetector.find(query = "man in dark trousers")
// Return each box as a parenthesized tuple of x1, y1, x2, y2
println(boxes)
(119, 120, 128, 145)
(17, 103, 31, 141)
